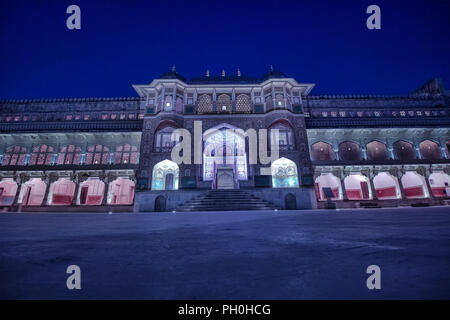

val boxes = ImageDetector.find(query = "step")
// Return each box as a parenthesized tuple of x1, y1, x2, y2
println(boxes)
(176, 189, 279, 212)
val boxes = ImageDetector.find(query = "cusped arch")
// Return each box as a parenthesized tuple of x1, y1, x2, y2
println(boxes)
(235, 94, 251, 113)
(311, 141, 335, 161)
(393, 140, 416, 161)
(338, 141, 362, 161)
(419, 139, 442, 160)
(197, 94, 213, 114)
(366, 140, 388, 161)
(217, 94, 232, 113)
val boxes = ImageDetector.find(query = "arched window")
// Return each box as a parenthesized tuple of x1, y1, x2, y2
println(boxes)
(151, 159, 179, 190)
(393, 140, 416, 161)
(29, 145, 54, 165)
(338, 141, 361, 161)
(85, 145, 110, 165)
(114, 144, 139, 164)
(311, 141, 335, 161)
(235, 94, 251, 113)
(366, 141, 388, 161)
(2, 146, 26, 165)
(197, 94, 213, 114)
(419, 140, 442, 160)
(269, 122, 294, 151)
(217, 94, 232, 113)
(57, 145, 82, 165)
(154, 126, 180, 152)
(271, 157, 299, 188)
(275, 94, 285, 108)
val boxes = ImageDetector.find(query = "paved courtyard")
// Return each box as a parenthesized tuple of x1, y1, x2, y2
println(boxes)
(0, 206, 449, 299)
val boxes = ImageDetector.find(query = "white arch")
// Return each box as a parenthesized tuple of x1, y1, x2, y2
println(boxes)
(0, 178, 18, 206)
(344, 174, 372, 200)
(373, 172, 401, 199)
(151, 159, 179, 190)
(18, 178, 47, 206)
(428, 172, 450, 197)
(271, 157, 299, 188)
(401, 171, 429, 199)
(107, 177, 135, 205)
(77, 178, 105, 205)
(315, 173, 343, 201)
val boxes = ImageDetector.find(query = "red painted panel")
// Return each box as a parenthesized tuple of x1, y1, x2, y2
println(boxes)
(431, 187, 446, 197)
(376, 186, 396, 198)
(331, 188, 339, 199)
(52, 194, 73, 205)
(346, 189, 363, 200)
(86, 195, 102, 205)
(404, 186, 424, 198)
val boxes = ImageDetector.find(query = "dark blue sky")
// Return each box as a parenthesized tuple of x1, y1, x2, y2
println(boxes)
(0, 0, 449, 99)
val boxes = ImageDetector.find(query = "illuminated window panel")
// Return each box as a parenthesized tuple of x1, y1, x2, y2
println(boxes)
(85, 145, 110, 165)
(271, 157, 299, 188)
(151, 159, 179, 190)
(2, 146, 27, 165)
(29, 145, 54, 165)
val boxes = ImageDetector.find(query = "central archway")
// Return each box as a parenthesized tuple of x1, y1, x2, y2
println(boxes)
(203, 124, 248, 184)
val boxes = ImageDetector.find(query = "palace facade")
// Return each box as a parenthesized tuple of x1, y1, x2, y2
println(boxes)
(1, 69, 449, 212)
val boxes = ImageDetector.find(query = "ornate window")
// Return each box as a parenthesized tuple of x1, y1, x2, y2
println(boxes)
(57, 145, 82, 165)
(269, 122, 294, 151)
(235, 94, 251, 113)
(217, 94, 232, 113)
(29, 145, 54, 165)
(155, 126, 181, 152)
(85, 145, 110, 165)
(197, 94, 213, 114)
(2, 146, 27, 165)
(114, 144, 139, 164)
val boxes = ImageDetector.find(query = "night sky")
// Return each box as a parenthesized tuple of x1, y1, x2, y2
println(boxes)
(0, 0, 449, 99)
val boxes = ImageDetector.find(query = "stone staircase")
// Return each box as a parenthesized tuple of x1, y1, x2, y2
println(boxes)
(175, 189, 280, 212)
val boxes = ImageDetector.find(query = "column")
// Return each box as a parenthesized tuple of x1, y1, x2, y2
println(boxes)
(71, 173, 80, 206)
(369, 173, 378, 200)
(340, 175, 348, 200)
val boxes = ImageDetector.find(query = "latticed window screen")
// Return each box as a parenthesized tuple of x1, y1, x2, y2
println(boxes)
(2, 146, 27, 165)
(57, 145, 82, 165)
(235, 94, 251, 113)
(85, 145, 110, 164)
(217, 94, 232, 113)
(265, 96, 273, 110)
(114, 144, 139, 164)
(197, 94, 213, 114)
(29, 145, 54, 165)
